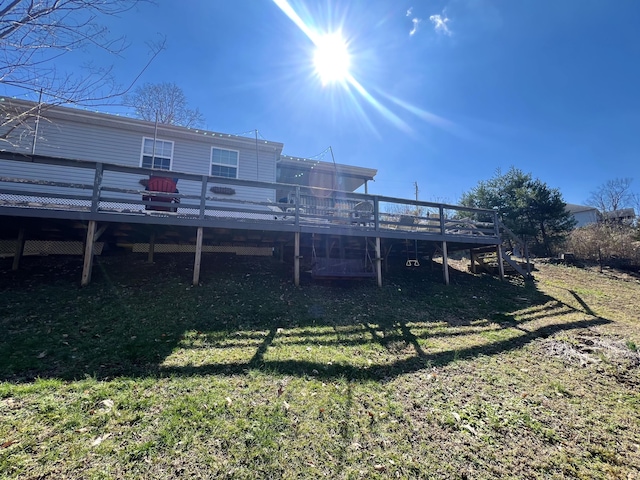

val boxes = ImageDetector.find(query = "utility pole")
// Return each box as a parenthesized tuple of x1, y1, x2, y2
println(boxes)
(414, 181, 419, 215)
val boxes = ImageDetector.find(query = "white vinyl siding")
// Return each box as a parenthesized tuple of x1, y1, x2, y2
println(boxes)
(0, 101, 282, 206)
(211, 148, 239, 179)
(141, 137, 173, 170)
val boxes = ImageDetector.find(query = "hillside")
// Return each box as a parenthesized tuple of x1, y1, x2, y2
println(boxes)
(1, 255, 639, 479)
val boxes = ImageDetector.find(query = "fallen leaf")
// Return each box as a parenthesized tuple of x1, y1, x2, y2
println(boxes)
(374, 464, 386, 471)
(100, 399, 114, 412)
(451, 412, 461, 422)
(75, 428, 89, 433)
(36, 351, 47, 359)
(1, 440, 17, 448)
(283, 401, 290, 411)
(91, 433, 110, 447)
(225, 397, 233, 407)
(462, 424, 477, 435)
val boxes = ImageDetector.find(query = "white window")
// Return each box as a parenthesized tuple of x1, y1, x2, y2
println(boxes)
(141, 137, 173, 170)
(211, 148, 239, 178)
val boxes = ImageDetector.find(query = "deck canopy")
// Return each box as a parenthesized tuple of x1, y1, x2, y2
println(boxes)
(276, 155, 377, 194)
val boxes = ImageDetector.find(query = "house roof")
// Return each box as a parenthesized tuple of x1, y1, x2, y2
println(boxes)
(603, 208, 636, 219)
(277, 155, 377, 193)
(565, 203, 598, 214)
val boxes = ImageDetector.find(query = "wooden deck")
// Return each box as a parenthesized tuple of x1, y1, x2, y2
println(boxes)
(0, 152, 522, 286)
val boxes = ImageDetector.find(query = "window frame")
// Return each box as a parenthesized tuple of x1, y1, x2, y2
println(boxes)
(140, 137, 174, 171)
(210, 147, 240, 179)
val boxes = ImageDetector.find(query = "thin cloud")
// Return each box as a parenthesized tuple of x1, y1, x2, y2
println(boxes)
(406, 7, 413, 17)
(429, 13, 451, 36)
(409, 17, 421, 36)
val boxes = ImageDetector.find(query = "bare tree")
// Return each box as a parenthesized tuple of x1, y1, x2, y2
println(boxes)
(0, 0, 164, 142)
(587, 178, 634, 213)
(125, 82, 204, 128)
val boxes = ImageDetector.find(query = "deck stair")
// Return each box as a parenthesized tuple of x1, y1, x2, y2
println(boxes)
(470, 218, 533, 280)
(471, 246, 531, 278)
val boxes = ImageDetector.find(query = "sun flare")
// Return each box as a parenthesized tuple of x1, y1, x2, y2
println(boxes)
(313, 33, 351, 85)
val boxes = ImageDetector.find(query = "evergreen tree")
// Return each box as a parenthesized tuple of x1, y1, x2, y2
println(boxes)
(460, 167, 575, 255)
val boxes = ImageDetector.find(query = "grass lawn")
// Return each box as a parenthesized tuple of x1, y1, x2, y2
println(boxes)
(1, 253, 639, 479)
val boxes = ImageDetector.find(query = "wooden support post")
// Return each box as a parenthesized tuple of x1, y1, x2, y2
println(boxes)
(193, 227, 204, 286)
(496, 244, 505, 281)
(470, 249, 476, 274)
(524, 242, 531, 276)
(12, 227, 25, 271)
(375, 237, 382, 287)
(442, 241, 450, 285)
(91, 163, 104, 213)
(199, 175, 208, 219)
(148, 231, 156, 263)
(81, 221, 97, 287)
(294, 231, 300, 287)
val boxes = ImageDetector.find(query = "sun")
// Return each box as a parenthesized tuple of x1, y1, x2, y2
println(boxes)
(313, 32, 351, 85)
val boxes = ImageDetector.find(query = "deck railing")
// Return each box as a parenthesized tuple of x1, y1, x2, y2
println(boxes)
(0, 152, 500, 241)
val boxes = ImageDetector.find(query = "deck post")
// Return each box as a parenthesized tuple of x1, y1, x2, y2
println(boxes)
(294, 231, 300, 287)
(148, 231, 156, 263)
(373, 196, 380, 231)
(442, 241, 450, 285)
(81, 220, 97, 286)
(375, 237, 382, 287)
(496, 244, 505, 281)
(469, 249, 476, 274)
(193, 227, 204, 286)
(12, 227, 26, 271)
(91, 163, 103, 213)
(294, 186, 301, 227)
(199, 175, 208, 219)
(524, 241, 531, 275)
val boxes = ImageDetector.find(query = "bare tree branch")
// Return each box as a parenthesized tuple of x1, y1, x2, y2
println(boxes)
(125, 82, 205, 128)
(587, 178, 634, 213)
(1, 0, 165, 143)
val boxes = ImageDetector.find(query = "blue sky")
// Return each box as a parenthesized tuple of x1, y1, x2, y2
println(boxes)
(6, 0, 640, 205)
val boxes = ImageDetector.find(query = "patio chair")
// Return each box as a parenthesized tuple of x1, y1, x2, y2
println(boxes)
(143, 176, 179, 212)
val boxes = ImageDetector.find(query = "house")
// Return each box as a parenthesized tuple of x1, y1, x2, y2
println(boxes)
(602, 208, 636, 225)
(0, 98, 525, 287)
(565, 203, 599, 228)
(565, 203, 636, 228)
(0, 98, 376, 209)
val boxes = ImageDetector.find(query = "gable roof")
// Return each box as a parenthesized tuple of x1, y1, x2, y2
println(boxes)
(565, 203, 598, 214)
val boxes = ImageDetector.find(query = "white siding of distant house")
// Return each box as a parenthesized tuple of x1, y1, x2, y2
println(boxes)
(572, 209, 599, 227)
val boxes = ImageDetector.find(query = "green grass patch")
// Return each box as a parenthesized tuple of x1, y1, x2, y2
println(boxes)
(0, 255, 639, 478)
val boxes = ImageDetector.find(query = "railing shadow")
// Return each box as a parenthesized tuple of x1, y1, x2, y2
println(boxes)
(0, 255, 612, 384)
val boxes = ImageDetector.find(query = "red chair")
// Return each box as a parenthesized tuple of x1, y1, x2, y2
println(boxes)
(143, 176, 179, 212)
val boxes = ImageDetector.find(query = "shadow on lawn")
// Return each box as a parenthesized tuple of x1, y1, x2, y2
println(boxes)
(0, 254, 611, 383)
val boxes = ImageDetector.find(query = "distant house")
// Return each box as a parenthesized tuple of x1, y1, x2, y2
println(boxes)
(565, 203, 599, 228)
(565, 203, 636, 228)
(602, 208, 636, 225)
